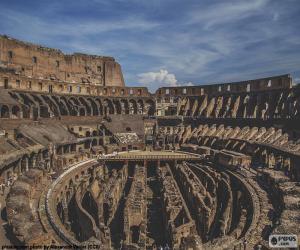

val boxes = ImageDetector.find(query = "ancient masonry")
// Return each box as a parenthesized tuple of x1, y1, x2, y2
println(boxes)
(0, 35, 299, 250)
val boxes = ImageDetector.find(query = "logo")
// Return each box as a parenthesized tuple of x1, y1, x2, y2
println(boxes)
(269, 234, 298, 248)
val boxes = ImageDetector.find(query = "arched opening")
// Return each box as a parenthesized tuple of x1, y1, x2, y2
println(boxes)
(22, 106, 30, 119)
(95, 99, 103, 115)
(40, 105, 50, 118)
(79, 97, 92, 116)
(121, 99, 129, 114)
(79, 108, 86, 116)
(20, 155, 29, 173)
(129, 100, 138, 114)
(145, 100, 155, 116)
(113, 100, 122, 114)
(41, 95, 60, 117)
(61, 97, 76, 116)
(0, 105, 10, 118)
(84, 140, 91, 149)
(131, 225, 140, 243)
(137, 100, 144, 114)
(91, 139, 97, 146)
(104, 99, 114, 115)
(11, 106, 21, 118)
(87, 98, 99, 116)
(52, 95, 68, 116)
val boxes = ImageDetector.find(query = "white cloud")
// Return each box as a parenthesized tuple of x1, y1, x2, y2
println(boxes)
(138, 69, 177, 86)
(187, 0, 269, 28)
(138, 69, 194, 92)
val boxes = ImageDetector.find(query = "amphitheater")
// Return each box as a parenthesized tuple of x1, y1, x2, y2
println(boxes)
(0, 35, 299, 250)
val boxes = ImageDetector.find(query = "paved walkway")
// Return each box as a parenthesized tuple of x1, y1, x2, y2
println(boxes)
(97, 150, 201, 161)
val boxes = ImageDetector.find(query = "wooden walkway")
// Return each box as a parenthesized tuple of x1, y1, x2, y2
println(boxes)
(97, 150, 201, 161)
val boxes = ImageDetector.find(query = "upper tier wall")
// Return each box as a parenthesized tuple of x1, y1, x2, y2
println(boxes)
(0, 35, 125, 87)
(155, 74, 292, 96)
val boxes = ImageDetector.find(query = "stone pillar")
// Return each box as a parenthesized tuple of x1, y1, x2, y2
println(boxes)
(25, 157, 29, 172)
(32, 157, 36, 168)
(275, 155, 283, 170)
(15, 160, 21, 176)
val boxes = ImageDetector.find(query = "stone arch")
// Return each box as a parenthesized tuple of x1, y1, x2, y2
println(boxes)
(0, 105, 10, 118)
(30, 94, 49, 115)
(57, 145, 63, 155)
(29, 152, 37, 168)
(11, 105, 21, 118)
(69, 97, 81, 106)
(41, 95, 60, 117)
(27, 94, 46, 119)
(87, 98, 99, 116)
(129, 99, 138, 114)
(52, 96, 69, 116)
(236, 94, 248, 118)
(91, 139, 97, 147)
(120, 99, 129, 114)
(79, 97, 92, 116)
(137, 100, 144, 114)
(37, 150, 43, 162)
(258, 93, 269, 119)
(79, 107, 86, 116)
(61, 96, 76, 116)
(84, 139, 91, 149)
(68, 97, 80, 116)
(113, 99, 122, 114)
(94, 98, 103, 115)
(145, 99, 155, 116)
(20, 154, 29, 173)
(17, 94, 37, 118)
(22, 106, 30, 119)
(103, 99, 114, 115)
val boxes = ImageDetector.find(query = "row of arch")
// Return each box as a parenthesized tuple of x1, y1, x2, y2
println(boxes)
(158, 125, 299, 180)
(2, 149, 50, 183)
(0, 104, 21, 118)
(0, 91, 156, 119)
(177, 90, 300, 119)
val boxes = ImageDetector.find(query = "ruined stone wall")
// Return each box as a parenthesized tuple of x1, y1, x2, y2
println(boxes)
(0, 35, 124, 87)
(123, 164, 147, 248)
(156, 74, 292, 96)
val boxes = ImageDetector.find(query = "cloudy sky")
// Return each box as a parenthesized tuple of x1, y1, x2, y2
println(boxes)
(0, 0, 300, 92)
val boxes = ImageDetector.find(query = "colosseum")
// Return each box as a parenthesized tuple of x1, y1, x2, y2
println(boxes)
(0, 35, 299, 250)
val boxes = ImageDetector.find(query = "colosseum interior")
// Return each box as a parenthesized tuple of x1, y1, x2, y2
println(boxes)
(0, 35, 299, 250)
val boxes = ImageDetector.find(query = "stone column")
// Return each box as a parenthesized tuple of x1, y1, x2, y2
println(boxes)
(25, 157, 29, 172)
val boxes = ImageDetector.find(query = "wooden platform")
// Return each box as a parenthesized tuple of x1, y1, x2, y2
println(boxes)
(97, 150, 201, 161)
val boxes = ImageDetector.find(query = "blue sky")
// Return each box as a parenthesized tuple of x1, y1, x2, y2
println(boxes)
(0, 0, 300, 92)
